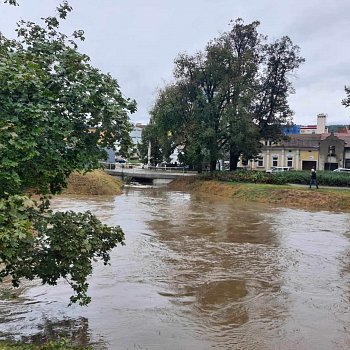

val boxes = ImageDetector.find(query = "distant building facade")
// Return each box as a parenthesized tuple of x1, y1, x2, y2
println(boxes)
(247, 132, 350, 171)
(298, 113, 328, 135)
(283, 124, 301, 135)
(129, 123, 146, 159)
(130, 123, 145, 145)
(242, 114, 350, 171)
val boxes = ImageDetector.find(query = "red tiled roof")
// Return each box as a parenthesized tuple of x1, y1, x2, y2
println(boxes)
(264, 133, 350, 148)
(265, 134, 321, 148)
(300, 125, 317, 128)
(335, 133, 350, 146)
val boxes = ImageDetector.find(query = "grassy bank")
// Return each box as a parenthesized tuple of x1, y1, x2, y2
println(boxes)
(0, 340, 90, 350)
(63, 170, 122, 196)
(206, 169, 350, 187)
(168, 177, 350, 211)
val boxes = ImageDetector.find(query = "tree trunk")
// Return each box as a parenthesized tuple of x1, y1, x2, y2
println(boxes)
(196, 149, 203, 173)
(229, 149, 240, 171)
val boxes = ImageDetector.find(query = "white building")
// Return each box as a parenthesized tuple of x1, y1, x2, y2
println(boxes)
(300, 113, 328, 134)
(129, 123, 146, 160)
(130, 123, 145, 145)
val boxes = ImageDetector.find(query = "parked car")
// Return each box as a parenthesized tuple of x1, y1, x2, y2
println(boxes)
(266, 166, 293, 173)
(333, 168, 350, 173)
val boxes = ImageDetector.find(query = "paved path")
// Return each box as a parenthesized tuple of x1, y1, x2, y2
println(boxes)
(288, 183, 350, 190)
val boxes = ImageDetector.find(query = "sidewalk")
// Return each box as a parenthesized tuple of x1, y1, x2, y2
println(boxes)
(287, 183, 350, 190)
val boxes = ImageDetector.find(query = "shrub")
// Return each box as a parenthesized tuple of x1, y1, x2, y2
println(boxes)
(202, 170, 350, 187)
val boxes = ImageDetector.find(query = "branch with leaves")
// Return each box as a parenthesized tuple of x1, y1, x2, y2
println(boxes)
(342, 86, 350, 108)
(0, 1, 135, 305)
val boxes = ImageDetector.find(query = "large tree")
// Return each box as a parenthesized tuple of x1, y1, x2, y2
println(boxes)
(0, 1, 136, 305)
(219, 19, 262, 170)
(148, 19, 304, 172)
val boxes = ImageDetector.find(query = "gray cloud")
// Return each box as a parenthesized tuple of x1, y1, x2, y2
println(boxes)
(1, 0, 349, 125)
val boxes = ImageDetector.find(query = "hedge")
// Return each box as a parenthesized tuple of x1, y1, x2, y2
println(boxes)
(202, 170, 350, 187)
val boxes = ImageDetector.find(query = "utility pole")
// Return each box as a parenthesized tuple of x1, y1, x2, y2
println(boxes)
(147, 140, 151, 167)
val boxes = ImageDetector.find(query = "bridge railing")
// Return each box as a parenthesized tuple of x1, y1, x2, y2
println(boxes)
(100, 161, 116, 170)
(100, 162, 189, 173)
(99, 162, 136, 170)
(147, 165, 187, 173)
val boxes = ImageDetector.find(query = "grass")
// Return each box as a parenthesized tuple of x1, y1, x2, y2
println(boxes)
(0, 290, 17, 300)
(232, 183, 284, 201)
(63, 170, 122, 196)
(168, 177, 350, 211)
(0, 340, 90, 350)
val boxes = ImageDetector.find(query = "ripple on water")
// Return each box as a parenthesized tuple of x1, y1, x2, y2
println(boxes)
(0, 190, 350, 350)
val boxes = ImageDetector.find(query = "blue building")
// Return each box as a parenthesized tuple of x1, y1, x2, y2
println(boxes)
(283, 124, 301, 135)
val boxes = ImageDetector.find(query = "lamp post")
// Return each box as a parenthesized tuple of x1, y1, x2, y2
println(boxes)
(147, 140, 151, 168)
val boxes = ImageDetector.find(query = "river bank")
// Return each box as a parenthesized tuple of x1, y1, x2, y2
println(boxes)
(168, 177, 350, 211)
(61, 171, 350, 212)
(63, 170, 123, 196)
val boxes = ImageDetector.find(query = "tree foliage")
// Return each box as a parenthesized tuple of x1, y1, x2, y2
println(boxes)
(0, 2, 135, 305)
(137, 124, 164, 165)
(147, 19, 304, 171)
(342, 86, 350, 108)
(4, 0, 18, 5)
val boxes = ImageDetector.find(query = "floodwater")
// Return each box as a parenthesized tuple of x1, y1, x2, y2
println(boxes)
(1, 187, 350, 350)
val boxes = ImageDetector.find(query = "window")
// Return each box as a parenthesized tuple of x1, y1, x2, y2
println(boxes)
(287, 156, 293, 167)
(272, 156, 278, 167)
(257, 156, 263, 167)
(328, 145, 335, 156)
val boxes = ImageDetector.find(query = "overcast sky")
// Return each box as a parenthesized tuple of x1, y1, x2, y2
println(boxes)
(1, 0, 350, 126)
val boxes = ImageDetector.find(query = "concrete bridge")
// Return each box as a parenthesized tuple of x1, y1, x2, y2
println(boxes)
(105, 164, 196, 185)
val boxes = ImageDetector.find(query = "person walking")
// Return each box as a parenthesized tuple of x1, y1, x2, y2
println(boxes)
(309, 168, 319, 189)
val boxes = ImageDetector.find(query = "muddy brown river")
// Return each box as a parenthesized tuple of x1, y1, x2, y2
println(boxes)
(1, 187, 350, 349)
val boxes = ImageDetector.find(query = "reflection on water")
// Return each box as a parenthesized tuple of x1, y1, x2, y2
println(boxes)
(0, 188, 350, 349)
